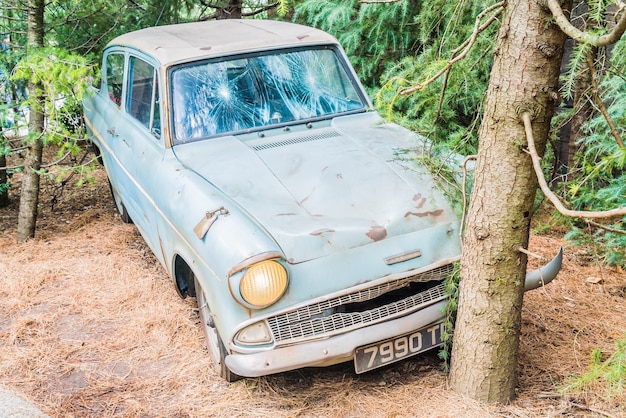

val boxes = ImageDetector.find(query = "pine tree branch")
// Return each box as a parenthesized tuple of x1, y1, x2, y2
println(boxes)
(585, 52, 624, 148)
(198, 1, 278, 20)
(435, 70, 450, 122)
(585, 219, 626, 235)
(0, 151, 99, 171)
(546, 0, 626, 47)
(521, 111, 626, 219)
(400, 1, 505, 95)
(197, 1, 223, 9)
(242, 3, 278, 17)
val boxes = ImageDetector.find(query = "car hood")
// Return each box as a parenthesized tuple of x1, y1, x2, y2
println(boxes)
(173, 113, 459, 263)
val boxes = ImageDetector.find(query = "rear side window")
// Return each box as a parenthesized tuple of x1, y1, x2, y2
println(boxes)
(127, 56, 160, 137)
(105, 53, 124, 107)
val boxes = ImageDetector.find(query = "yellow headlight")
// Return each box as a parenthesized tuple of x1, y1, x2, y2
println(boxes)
(240, 260, 288, 307)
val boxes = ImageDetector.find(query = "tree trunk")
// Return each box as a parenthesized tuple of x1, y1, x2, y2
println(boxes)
(567, 50, 595, 175)
(448, 0, 569, 404)
(0, 152, 8, 207)
(216, 0, 242, 19)
(565, 1, 593, 178)
(16, 132, 43, 240)
(16, 0, 44, 242)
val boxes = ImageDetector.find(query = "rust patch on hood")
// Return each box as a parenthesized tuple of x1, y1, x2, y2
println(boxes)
(404, 209, 444, 218)
(413, 194, 426, 208)
(366, 225, 387, 241)
(405, 194, 444, 218)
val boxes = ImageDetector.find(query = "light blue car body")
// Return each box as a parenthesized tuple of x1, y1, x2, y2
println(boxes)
(83, 19, 560, 379)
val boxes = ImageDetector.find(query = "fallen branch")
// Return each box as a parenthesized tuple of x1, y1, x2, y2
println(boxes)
(572, 403, 620, 418)
(518, 247, 543, 259)
(522, 111, 626, 219)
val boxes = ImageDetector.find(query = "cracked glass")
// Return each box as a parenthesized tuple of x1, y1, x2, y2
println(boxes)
(170, 47, 367, 144)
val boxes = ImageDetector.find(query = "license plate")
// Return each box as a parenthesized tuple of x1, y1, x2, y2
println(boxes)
(354, 322, 445, 374)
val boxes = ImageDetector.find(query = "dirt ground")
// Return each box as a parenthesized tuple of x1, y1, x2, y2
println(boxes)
(0, 165, 625, 417)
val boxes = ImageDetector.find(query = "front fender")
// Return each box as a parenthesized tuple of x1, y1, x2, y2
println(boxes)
(524, 247, 563, 291)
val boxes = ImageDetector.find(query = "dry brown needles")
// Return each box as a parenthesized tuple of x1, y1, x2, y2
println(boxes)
(1, 166, 624, 417)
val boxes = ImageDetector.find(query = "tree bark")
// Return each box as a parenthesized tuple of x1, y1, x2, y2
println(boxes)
(565, 1, 594, 178)
(567, 49, 594, 175)
(16, 0, 44, 242)
(0, 152, 8, 207)
(216, 0, 242, 19)
(16, 131, 43, 240)
(448, 0, 569, 404)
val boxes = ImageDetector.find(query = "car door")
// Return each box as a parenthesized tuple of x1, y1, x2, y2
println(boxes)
(88, 48, 166, 260)
(88, 50, 138, 218)
(115, 53, 170, 263)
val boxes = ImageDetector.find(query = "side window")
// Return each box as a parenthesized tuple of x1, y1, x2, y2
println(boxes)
(127, 56, 160, 137)
(105, 53, 124, 107)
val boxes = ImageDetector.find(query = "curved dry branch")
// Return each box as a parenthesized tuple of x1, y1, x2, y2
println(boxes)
(0, 146, 99, 171)
(585, 219, 626, 234)
(435, 70, 450, 121)
(242, 2, 279, 17)
(585, 52, 624, 147)
(546, 0, 626, 46)
(460, 154, 477, 240)
(522, 111, 626, 219)
(401, 1, 505, 95)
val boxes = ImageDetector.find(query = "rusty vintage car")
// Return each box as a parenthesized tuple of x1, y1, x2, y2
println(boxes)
(83, 19, 562, 381)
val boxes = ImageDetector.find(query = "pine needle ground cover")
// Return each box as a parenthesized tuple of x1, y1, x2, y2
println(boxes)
(1, 165, 624, 417)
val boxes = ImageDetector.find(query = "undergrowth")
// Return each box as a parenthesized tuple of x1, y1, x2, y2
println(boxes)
(439, 263, 460, 372)
(562, 335, 626, 399)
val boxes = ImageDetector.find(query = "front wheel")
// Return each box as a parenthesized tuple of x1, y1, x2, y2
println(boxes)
(195, 276, 241, 382)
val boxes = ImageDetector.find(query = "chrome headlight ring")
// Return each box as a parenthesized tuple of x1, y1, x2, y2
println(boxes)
(228, 253, 289, 309)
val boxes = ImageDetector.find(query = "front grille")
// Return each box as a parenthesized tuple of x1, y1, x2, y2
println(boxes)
(267, 264, 453, 344)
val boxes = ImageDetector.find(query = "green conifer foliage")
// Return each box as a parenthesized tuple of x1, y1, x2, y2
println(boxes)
(295, 0, 498, 154)
(565, 56, 626, 266)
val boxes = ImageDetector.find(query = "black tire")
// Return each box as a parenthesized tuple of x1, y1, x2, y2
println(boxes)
(195, 276, 241, 382)
(108, 180, 132, 224)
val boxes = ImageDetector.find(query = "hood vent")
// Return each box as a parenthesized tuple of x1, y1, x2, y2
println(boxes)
(251, 130, 340, 151)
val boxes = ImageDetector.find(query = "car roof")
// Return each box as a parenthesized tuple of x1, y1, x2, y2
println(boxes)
(107, 19, 340, 66)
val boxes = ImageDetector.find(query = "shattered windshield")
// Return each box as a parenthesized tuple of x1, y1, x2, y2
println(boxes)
(170, 47, 367, 143)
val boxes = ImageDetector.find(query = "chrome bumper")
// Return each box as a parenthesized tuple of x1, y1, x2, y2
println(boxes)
(225, 300, 448, 377)
(226, 248, 563, 377)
